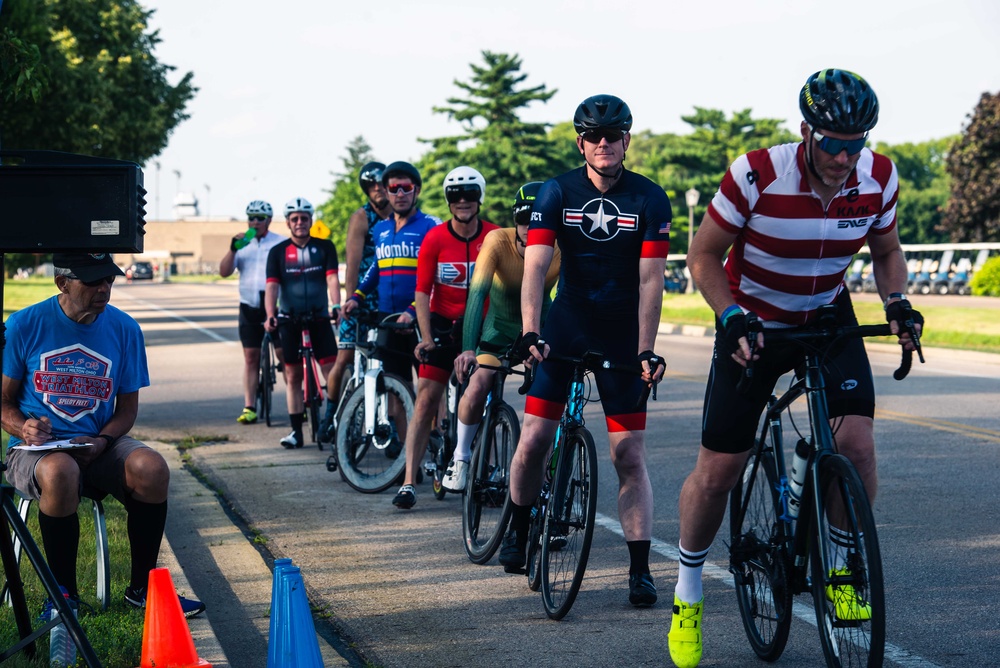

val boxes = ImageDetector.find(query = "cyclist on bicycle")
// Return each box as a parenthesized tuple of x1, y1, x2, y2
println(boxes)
(445, 182, 561, 492)
(220, 200, 286, 425)
(319, 162, 392, 441)
(264, 197, 342, 449)
(390, 166, 499, 510)
(503, 95, 670, 608)
(666, 69, 923, 668)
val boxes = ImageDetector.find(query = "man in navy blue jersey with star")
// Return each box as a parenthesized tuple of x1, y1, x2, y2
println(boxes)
(501, 94, 672, 609)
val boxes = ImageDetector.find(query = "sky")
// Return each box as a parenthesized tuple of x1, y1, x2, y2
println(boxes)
(141, 0, 1000, 222)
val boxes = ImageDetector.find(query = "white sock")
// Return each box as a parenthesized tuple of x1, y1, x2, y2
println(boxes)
(454, 418, 478, 462)
(675, 542, 710, 604)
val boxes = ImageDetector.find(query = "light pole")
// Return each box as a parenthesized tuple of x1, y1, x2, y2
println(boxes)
(154, 161, 161, 221)
(685, 187, 700, 294)
(204, 184, 211, 219)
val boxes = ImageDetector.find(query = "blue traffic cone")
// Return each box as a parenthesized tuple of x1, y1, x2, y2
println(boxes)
(267, 559, 294, 668)
(271, 566, 323, 667)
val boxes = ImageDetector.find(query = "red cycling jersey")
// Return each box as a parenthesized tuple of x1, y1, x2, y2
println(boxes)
(415, 219, 499, 321)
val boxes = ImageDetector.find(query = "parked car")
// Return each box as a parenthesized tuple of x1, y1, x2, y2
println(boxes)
(663, 267, 688, 294)
(127, 261, 154, 281)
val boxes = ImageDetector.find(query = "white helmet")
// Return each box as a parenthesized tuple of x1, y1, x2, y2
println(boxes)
(245, 200, 273, 217)
(284, 197, 314, 218)
(443, 166, 486, 205)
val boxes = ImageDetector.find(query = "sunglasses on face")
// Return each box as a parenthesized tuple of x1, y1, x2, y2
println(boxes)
(581, 129, 624, 144)
(386, 182, 416, 195)
(248, 215, 269, 222)
(67, 274, 115, 287)
(811, 128, 868, 156)
(445, 184, 481, 204)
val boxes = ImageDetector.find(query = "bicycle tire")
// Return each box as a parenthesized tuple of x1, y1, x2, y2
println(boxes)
(526, 499, 544, 592)
(462, 402, 519, 563)
(811, 454, 885, 668)
(729, 439, 793, 661)
(541, 426, 598, 620)
(305, 353, 322, 448)
(258, 337, 273, 427)
(336, 373, 414, 493)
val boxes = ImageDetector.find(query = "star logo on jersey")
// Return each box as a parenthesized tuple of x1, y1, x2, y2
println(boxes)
(563, 198, 638, 241)
(438, 262, 472, 287)
(33, 344, 114, 421)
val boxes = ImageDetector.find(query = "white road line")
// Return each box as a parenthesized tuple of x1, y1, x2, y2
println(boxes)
(116, 293, 237, 345)
(594, 512, 941, 668)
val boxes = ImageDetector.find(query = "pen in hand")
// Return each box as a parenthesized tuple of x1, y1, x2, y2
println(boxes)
(23, 410, 53, 445)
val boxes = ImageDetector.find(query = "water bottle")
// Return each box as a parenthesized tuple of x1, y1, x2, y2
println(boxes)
(786, 438, 811, 519)
(49, 586, 77, 667)
(234, 227, 257, 250)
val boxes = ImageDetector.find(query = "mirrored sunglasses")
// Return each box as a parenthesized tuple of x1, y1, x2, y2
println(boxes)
(445, 184, 481, 204)
(812, 129, 868, 156)
(581, 129, 624, 144)
(386, 182, 416, 195)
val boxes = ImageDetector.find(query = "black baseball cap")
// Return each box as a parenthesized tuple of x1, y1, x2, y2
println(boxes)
(53, 253, 126, 282)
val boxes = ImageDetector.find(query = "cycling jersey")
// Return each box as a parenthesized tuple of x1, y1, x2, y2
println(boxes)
(354, 209, 440, 315)
(708, 142, 898, 325)
(265, 238, 339, 316)
(233, 230, 284, 308)
(415, 219, 499, 321)
(461, 228, 561, 352)
(528, 166, 672, 318)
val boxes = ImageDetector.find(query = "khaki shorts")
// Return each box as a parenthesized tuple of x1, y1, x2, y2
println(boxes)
(4, 435, 152, 503)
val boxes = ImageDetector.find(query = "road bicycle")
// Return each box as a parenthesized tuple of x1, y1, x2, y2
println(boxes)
(276, 312, 335, 448)
(257, 331, 278, 427)
(522, 350, 654, 620)
(462, 345, 527, 564)
(335, 311, 417, 493)
(424, 370, 463, 500)
(728, 304, 923, 667)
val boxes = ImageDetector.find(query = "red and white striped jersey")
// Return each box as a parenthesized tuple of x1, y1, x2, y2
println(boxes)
(707, 142, 898, 326)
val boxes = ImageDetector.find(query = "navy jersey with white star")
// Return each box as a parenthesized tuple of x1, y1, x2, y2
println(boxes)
(528, 166, 672, 317)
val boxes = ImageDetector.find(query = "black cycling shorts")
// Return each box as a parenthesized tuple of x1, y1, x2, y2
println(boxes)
(238, 297, 267, 349)
(701, 291, 876, 454)
(277, 316, 338, 366)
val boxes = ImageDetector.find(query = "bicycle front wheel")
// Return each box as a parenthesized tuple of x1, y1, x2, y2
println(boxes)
(729, 440, 792, 661)
(541, 427, 598, 620)
(305, 355, 322, 448)
(336, 373, 413, 493)
(258, 337, 273, 426)
(811, 454, 885, 668)
(463, 402, 519, 563)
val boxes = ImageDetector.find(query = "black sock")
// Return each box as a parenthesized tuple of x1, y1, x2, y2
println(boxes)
(627, 540, 651, 576)
(38, 511, 80, 598)
(509, 502, 533, 549)
(123, 497, 167, 591)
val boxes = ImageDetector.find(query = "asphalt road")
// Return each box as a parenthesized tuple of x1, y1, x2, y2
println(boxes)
(115, 280, 1000, 668)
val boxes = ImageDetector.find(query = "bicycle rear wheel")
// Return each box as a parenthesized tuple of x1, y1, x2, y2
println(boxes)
(526, 497, 544, 592)
(336, 373, 413, 493)
(541, 427, 598, 620)
(811, 454, 885, 668)
(729, 439, 792, 661)
(258, 336, 274, 427)
(462, 403, 519, 563)
(305, 353, 322, 448)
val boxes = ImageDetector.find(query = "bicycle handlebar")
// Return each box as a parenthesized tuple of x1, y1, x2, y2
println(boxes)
(515, 350, 658, 404)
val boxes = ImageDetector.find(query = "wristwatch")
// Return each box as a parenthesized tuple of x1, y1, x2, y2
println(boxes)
(883, 292, 905, 310)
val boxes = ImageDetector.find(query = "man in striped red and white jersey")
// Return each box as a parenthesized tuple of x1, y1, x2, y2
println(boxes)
(667, 69, 924, 668)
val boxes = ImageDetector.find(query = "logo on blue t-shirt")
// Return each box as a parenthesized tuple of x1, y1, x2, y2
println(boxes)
(564, 198, 638, 241)
(33, 344, 113, 420)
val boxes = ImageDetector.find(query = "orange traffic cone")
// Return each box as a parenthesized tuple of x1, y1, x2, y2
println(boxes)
(139, 568, 212, 668)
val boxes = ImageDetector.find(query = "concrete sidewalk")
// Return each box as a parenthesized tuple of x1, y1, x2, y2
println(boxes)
(156, 441, 352, 667)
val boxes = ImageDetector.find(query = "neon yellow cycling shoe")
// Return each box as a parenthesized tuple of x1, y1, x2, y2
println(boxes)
(237, 407, 258, 424)
(668, 595, 703, 668)
(825, 567, 872, 621)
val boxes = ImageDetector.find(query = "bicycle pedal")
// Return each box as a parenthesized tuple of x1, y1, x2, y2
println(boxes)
(326, 455, 338, 472)
(423, 462, 437, 477)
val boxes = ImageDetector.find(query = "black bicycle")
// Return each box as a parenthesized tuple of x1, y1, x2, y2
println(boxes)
(728, 304, 923, 667)
(425, 369, 464, 500)
(257, 330, 278, 427)
(275, 312, 337, 448)
(462, 345, 527, 564)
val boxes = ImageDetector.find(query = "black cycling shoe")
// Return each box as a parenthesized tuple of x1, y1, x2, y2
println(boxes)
(498, 531, 526, 574)
(628, 571, 658, 608)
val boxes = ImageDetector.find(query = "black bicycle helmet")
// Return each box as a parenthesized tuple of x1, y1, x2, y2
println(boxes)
(573, 94, 633, 135)
(381, 161, 422, 188)
(358, 161, 385, 193)
(512, 181, 544, 225)
(799, 69, 879, 134)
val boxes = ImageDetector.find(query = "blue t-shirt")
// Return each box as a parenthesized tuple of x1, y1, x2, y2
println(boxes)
(3, 296, 150, 447)
(355, 209, 440, 314)
(529, 166, 672, 318)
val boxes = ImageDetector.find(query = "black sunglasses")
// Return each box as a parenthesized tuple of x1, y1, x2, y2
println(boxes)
(445, 184, 481, 204)
(581, 129, 625, 144)
(66, 273, 116, 287)
(248, 215, 269, 222)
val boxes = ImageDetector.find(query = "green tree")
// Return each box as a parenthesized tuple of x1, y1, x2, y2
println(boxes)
(317, 136, 379, 257)
(418, 51, 559, 225)
(0, 0, 195, 164)
(942, 92, 1000, 242)
(875, 138, 955, 244)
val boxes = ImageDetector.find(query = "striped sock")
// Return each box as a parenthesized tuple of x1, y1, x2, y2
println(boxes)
(675, 542, 710, 604)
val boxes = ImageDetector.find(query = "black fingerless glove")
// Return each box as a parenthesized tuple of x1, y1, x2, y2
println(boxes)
(638, 350, 665, 374)
(517, 332, 542, 361)
(721, 312, 748, 358)
(885, 299, 924, 330)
